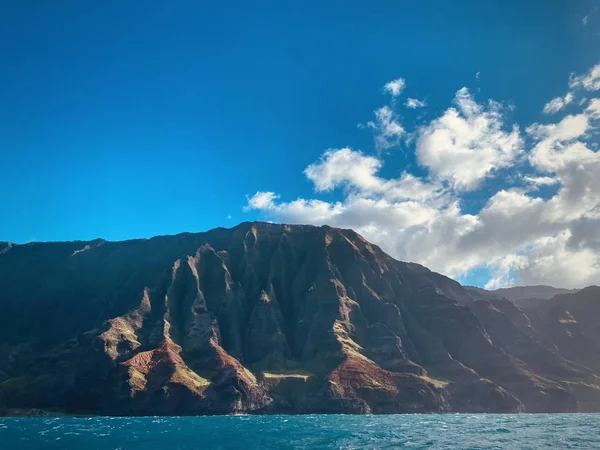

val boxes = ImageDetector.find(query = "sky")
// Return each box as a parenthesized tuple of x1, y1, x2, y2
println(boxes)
(1, 1, 600, 289)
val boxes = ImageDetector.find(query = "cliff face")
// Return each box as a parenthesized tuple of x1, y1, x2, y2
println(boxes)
(0, 223, 598, 415)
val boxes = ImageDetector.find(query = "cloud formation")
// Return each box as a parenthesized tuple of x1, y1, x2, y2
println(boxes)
(416, 87, 523, 191)
(383, 78, 406, 97)
(543, 92, 574, 114)
(304, 148, 383, 192)
(245, 70, 600, 289)
(570, 64, 600, 91)
(406, 98, 427, 109)
(244, 191, 279, 210)
(367, 106, 405, 151)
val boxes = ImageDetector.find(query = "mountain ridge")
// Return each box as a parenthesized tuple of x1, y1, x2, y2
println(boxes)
(465, 285, 580, 302)
(0, 222, 598, 415)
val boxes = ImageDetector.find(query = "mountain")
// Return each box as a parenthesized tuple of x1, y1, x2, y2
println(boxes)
(0, 222, 599, 415)
(517, 287, 600, 367)
(465, 284, 600, 404)
(465, 285, 579, 303)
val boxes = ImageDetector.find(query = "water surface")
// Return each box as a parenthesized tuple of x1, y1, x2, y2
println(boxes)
(1, 414, 599, 449)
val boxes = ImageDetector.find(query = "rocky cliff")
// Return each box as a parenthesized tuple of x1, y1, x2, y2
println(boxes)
(0, 223, 598, 415)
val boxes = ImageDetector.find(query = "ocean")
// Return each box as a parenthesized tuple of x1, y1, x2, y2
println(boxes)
(1, 414, 599, 449)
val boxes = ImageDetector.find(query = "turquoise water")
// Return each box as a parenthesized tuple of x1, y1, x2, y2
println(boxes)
(1, 414, 599, 449)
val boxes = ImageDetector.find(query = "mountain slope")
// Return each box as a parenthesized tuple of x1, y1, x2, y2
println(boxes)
(0, 223, 598, 414)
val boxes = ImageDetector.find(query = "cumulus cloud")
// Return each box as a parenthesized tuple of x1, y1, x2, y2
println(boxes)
(303, 148, 447, 203)
(527, 113, 593, 173)
(244, 65, 600, 289)
(568, 217, 600, 252)
(303, 148, 382, 192)
(405, 98, 427, 109)
(527, 113, 588, 143)
(383, 78, 406, 97)
(416, 87, 523, 191)
(543, 92, 574, 114)
(516, 232, 600, 288)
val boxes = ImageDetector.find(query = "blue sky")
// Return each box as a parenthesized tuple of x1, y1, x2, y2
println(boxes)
(1, 1, 600, 288)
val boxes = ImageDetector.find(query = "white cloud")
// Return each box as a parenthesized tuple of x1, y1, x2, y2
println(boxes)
(303, 147, 447, 204)
(586, 98, 600, 118)
(527, 114, 592, 172)
(383, 78, 406, 97)
(523, 176, 559, 187)
(570, 64, 600, 91)
(304, 148, 382, 192)
(527, 113, 589, 142)
(516, 232, 600, 288)
(416, 87, 523, 191)
(244, 64, 600, 289)
(368, 106, 405, 151)
(542, 92, 574, 114)
(244, 191, 279, 211)
(476, 71, 481, 79)
(405, 98, 427, 109)
(485, 254, 528, 289)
